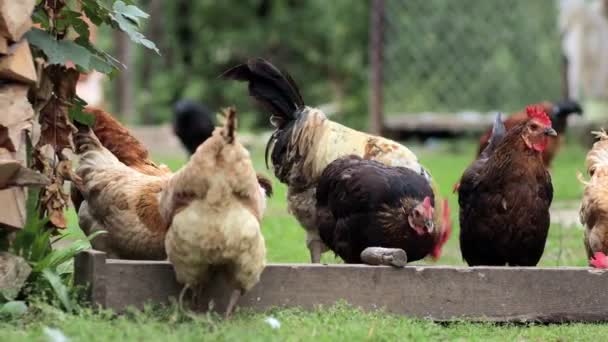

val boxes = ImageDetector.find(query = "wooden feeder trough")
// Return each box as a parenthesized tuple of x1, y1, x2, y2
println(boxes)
(75, 250, 608, 322)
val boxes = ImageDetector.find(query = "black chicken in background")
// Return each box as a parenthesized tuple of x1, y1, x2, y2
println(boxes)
(172, 99, 215, 154)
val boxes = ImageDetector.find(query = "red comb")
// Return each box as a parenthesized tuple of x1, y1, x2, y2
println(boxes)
(423, 196, 432, 209)
(526, 105, 552, 126)
(590, 252, 608, 269)
(431, 199, 451, 260)
(422, 196, 433, 218)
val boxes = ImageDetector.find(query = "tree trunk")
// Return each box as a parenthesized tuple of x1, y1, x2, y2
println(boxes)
(141, 0, 163, 124)
(113, 31, 134, 123)
(368, 0, 384, 135)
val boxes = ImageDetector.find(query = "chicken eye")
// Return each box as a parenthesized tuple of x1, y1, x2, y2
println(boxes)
(530, 123, 539, 131)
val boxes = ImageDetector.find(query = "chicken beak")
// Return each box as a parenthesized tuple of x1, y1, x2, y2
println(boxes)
(424, 219, 434, 233)
(544, 127, 557, 137)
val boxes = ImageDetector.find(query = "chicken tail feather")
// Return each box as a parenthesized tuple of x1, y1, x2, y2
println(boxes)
(219, 107, 237, 144)
(221, 58, 305, 129)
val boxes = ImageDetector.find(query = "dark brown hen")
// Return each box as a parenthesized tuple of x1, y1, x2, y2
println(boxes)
(316, 155, 450, 264)
(458, 107, 554, 266)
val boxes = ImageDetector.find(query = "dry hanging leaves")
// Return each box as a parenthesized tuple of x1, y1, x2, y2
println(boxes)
(32, 65, 80, 229)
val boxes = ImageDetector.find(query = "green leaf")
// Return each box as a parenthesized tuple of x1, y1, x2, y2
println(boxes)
(68, 99, 96, 127)
(33, 230, 106, 273)
(41, 269, 73, 313)
(111, 1, 160, 54)
(11, 187, 51, 262)
(0, 301, 28, 318)
(32, 9, 50, 29)
(26, 28, 92, 69)
(113, 0, 149, 24)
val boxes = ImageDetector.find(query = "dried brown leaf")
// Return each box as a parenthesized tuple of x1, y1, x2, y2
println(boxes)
(37, 65, 79, 153)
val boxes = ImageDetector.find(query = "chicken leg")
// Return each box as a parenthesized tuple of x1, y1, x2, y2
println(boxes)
(309, 240, 324, 263)
(178, 284, 191, 312)
(224, 288, 243, 319)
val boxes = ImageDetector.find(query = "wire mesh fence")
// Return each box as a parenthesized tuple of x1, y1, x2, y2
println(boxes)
(383, 0, 563, 115)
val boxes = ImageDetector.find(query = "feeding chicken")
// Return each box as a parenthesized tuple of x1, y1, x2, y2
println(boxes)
(70, 107, 172, 218)
(72, 107, 272, 260)
(163, 107, 268, 319)
(316, 155, 451, 266)
(458, 106, 555, 266)
(223, 58, 437, 263)
(477, 100, 582, 167)
(579, 130, 608, 267)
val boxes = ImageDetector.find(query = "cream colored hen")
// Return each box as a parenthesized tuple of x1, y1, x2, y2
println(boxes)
(580, 130, 608, 265)
(73, 108, 271, 262)
(163, 108, 268, 318)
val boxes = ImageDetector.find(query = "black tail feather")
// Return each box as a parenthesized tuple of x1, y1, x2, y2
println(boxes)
(552, 99, 583, 118)
(550, 99, 583, 134)
(221, 58, 305, 129)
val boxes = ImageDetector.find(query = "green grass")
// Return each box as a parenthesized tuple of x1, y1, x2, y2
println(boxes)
(3, 303, 608, 342)
(23, 137, 600, 341)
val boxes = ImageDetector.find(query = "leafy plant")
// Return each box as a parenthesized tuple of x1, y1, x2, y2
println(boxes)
(5, 0, 157, 313)
(11, 187, 106, 312)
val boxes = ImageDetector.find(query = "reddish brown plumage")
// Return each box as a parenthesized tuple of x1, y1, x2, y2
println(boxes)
(477, 102, 560, 166)
(84, 107, 170, 176)
(458, 113, 554, 266)
(476, 100, 582, 167)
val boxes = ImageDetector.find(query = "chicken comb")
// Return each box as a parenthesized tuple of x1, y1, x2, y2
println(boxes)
(422, 196, 433, 217)
(219, 106, 237, 144)
(590, 252, 608, 269)
(526, 105, 552, 126)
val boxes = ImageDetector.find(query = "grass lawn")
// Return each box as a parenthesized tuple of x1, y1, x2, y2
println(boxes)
(3, 137, 601, 341)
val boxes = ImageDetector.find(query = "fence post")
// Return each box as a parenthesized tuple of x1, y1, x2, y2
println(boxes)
(369, 0, 384, 135)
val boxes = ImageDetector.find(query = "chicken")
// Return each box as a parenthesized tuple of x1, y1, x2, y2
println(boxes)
(316, 155, 451, 265)
(477, 100, 582, 167)
(72, 107, 272, 260)
(223, 58, 434, 263)
(458, 106, 555, 266)
(71, 107, 172, 215)
(163, 107, 268, 318)
(579, 130, 608, 265)
(173, 99, 215, 155)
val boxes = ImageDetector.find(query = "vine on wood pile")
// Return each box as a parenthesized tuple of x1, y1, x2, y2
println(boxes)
(28, 0, 158, 230)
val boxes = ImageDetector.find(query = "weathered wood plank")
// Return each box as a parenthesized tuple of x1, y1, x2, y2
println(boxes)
(74, 250, 107, 307)
(0, 39, 37, 85)
(0, 84, 34, 230)
(75, 250, 608, 322)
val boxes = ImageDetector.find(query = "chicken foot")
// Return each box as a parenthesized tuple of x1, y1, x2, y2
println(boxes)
(224, 288, 243, 320)
(360, 247, 408, 267)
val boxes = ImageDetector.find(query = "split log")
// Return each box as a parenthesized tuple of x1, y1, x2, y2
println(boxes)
(0, 39, 37, 85)
(360, 247, 408, 267)
(0, 0, 35, 42)
(0, 36, 7, 55)
(0, 84, 34, 230)
(0, 160, 48, 189)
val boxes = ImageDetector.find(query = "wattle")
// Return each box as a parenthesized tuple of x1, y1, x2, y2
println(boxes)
(532, 138, 548, 152)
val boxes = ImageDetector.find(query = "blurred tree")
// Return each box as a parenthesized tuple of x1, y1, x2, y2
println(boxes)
(132, 0, 370, 129)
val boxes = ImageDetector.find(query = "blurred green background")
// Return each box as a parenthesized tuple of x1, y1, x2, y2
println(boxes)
(102, 0, 560, 131)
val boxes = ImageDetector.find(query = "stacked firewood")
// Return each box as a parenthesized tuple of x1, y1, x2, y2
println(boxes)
(0, 0, 47, 231)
